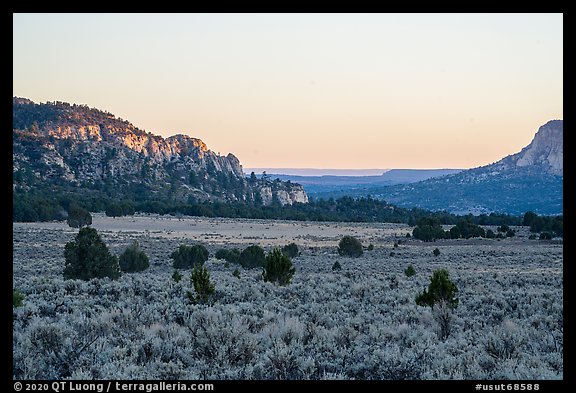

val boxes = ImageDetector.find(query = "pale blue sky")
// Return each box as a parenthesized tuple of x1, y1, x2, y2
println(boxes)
(13, 13, 563, 169)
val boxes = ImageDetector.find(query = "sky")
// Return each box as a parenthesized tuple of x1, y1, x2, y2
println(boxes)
(13, 13, 563, 170)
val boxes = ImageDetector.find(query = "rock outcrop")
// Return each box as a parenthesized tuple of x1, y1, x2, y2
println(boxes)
(503, 120, 563, 175)
(364, 120, 563, 215)
(13, 97, 308, 206)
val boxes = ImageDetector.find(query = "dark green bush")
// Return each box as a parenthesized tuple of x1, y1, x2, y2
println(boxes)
(119, 241, 149, 273)
(433, 248, 441, 257)
(539, 232, 553, 240)
(66, 203, 92, 228)
(190, 264, 216, 303)
(215, 248, 241, 264)
(239, 244, 266, 269)
(105, 201, 135, 217)
(172, 270, 183, 283)
(338, 235, 363, 257)
(64, 227, 120, 280)
(171, 244, 209, 269)
(13, 289, 25, 307)
(413, 219, 449, 241)
(332, 261, 342, 271)
(405, 264, 416, 277)
(415, 268, 459, 309)
(281, 243, 299, 258)
(262, 248, 295, 286)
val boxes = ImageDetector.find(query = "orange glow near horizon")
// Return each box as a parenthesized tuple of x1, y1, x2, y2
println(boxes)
(13, 13, 562, 170)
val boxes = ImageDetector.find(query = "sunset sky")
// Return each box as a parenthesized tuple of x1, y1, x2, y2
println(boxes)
(13, 13, 562, 170)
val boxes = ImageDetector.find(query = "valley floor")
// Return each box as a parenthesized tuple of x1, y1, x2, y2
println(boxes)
(13, 214, 563, 380)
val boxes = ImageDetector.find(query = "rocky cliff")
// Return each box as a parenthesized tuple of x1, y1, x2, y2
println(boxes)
(348, 120, 563, 215)
(13, 98, 307, 206)
(501, 120, 563, 176)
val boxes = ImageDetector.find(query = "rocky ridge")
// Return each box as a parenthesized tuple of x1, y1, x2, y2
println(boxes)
(501, 120, 563, 175)
(359, 120, 563, 215)
(12, 98, 308, 206)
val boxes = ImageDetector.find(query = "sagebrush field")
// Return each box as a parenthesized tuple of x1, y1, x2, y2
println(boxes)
(12, 214, 563, 380)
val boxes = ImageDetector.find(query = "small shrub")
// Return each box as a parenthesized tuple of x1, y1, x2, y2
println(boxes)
(332, 261, 342, 271)
(367, 244, 374, 251)
(433, 248, 441, 257)
(13, 289, 25, 307)
(389, 275, 399, 289)
(528, 234, 537, 240)
(190, 264, 216, 304)
(215, 248, 240, 264)
(405, 264, 416, 277)
(239, 244, 266, 269)
(185, 290, 195, 304)
(232, 268, 241, 279)
(416, 269, 459, 341)
(486, 229, 496, 238)
(338, 235, 363, 257)
(172, 270, 183, 283)
(119, 241, 149, 273)
(171, 244, 209, 269)
(64, 227, 120, 280)
(281, 243, 299, 258)
(539, 232, 552, 240)
(262, 248, 296, 286)
(415, 268, 459, 309)
(433, 300, 453, 341)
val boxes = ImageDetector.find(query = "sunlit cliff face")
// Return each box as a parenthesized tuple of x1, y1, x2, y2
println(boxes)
(514, 120, 563, 176)
(13, 98, 310, 206)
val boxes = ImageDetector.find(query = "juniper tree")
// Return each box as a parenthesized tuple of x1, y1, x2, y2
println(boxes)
(415, 268, 458, 309)
(281, 243, 299, 258)
(338, 235, 363, 257)
(416, 268, 459, 341)
(171, 244, 209, 269)
(239, 244, 266, 269)
(190, 264, 216, 304)
(66, 203, 92, 228)
(262, 248, 296, 286)
(119, 240, 149, 273)
(63, 227, 120, 280)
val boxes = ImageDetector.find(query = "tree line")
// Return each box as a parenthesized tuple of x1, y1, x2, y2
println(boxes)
(411, 212, 562, 241)
(14, 188, 561, 231)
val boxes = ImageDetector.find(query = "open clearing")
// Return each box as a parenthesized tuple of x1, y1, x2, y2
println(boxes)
(13, 214, 563, 380)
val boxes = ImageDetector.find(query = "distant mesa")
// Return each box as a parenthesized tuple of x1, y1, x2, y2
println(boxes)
(244, 168, 392, 177)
